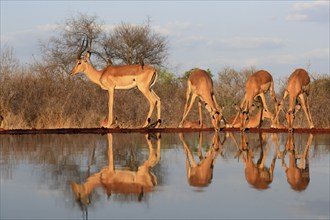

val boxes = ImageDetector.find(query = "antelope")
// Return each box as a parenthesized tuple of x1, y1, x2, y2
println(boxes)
(232, 70, 278, 131)
(182, 120, 205, 129)
(232, 132, 280, 190)
(279, 133, 313, 191)
(70, 39, 161, 128)
(275, 68, 314, 132)
(70, 133, 161, 205)
(179, 68, 224, 131)
(178, 132, 222, 187)
(227, 104, 281, 129)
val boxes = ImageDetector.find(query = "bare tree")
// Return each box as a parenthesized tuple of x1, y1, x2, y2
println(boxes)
(39, 13, 103, 75)
(102, 21, 168, 66)
(39, 14, 168, 75)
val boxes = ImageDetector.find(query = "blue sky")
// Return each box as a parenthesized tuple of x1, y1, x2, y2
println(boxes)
(1, 1, 329, 79)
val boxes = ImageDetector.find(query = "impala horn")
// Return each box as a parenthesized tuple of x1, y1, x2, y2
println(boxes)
(76, 38, 88, 59)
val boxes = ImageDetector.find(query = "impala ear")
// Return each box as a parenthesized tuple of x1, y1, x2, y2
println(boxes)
(294, 104, 301, 114)
(84, 51, 91, 60)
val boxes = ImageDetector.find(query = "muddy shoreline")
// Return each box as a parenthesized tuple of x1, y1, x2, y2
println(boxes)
(0, 127, 329, 135)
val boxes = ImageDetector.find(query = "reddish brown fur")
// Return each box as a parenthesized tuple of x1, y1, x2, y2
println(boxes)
(237, 70, 278, 131)
(70, 52, 161, 128)
(276, 68, 314, 131)
(179, 69, 222, 131)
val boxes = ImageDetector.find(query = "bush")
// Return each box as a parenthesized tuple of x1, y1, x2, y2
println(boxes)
(0, 51, 329, 129)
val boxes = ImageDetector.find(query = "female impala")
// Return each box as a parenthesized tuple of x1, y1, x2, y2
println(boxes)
(227, 104, 283, 129)
(70, 39, 161, 128)
(275, 68, 314, 132)
(232, 70, 278, 131)
(179, 68, 223, 131)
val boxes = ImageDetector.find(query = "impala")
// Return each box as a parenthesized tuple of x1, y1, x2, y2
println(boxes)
(178, 132, 221, 187)
(182, 120, 205, 129)
(70, 133, 161, 205)
(179, 68, 224, 131)
(275, 68, 314, 132)
(279, 133, 313, 191)
(232, 70, 278, 131)
(70, 39, 161, 128)
(227, 104, 282, 129)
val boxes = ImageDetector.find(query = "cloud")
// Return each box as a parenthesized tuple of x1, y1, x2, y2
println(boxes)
(153, 21, 194, 37)
(35, 24, 59, 32)
(207, 37, 285, 50)
(287, 0, 329, 22)
(1, 23, 58, 47)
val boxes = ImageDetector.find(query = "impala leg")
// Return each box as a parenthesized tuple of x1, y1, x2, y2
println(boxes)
(198, 101, 203, 128)
(151, 90, 161, 128)
(140, 87, 157, 128)
(180, 94, 197, 127)
(212, 94, 226, 124)
(230, 98, 245, 128)
(298, 94, 314, 129)
(230, 112, 240, 128)
(258, 93, 273, 117)
(106, 88, 115, 128)
(212, 94, 221, 112)
(275, 90, 288, 127)
(179, 83, 192, 127)
(258, 100, 264, 128)
(270, 82, 279, 127)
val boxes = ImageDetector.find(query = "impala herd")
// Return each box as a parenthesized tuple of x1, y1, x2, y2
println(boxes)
(71, 39, 314, 132)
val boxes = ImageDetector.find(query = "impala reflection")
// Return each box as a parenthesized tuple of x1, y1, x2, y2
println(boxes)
(70, 133, 161, 205)
(232, 132, 280, 190)
(279, 133, 313, 191)
(178, 132, 224, 187)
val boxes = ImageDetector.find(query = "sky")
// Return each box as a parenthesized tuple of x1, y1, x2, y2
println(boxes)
(1, 0, 329, 80)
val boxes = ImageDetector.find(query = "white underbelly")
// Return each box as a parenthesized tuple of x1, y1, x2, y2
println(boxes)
(115, 82, 137, 90)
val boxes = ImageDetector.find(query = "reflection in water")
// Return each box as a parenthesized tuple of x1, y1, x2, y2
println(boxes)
(0, 132, 328, 219)
(70, 133, 161, 206)
(178, 132, 224, 187)
(280, 133, 313, 191)
(231, 132, 280, 190)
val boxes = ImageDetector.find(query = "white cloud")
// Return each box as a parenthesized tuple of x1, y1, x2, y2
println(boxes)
(153, 21, 193, 36)
(1, 23, 58, 47)
(35, 24, 58, 32)
(287, 0, 329, 22)
(207, 37, 285, 50)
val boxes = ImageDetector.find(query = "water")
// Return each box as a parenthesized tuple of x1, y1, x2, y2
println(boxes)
(1, 131, 329, 219)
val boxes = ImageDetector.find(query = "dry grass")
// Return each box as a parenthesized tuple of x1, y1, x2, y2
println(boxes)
(0, 66, 329, 129)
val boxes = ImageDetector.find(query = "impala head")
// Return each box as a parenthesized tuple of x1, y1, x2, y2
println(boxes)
(70, 181, 91, 205)
(70, 39, 90, 76)
(240, 109, 249, 131)
(285, 104, 301, 132)
(205, 104, 221, 131)
(211, 110, 221, 132)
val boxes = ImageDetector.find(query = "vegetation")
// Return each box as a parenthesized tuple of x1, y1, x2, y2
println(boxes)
(0, 13, 329, 129)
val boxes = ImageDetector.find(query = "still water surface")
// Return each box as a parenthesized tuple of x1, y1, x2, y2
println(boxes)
(1, 131, 329, 219)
